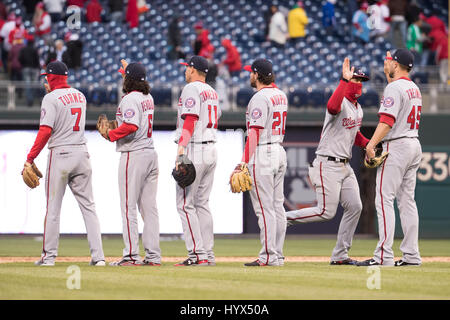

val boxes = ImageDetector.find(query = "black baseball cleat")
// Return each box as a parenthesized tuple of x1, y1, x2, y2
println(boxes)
(330, 258, 358, 265)
(244, 259, 266, 267)
(174, 258, 208, 266)
(356, 259, 380, 266)
(394, 259, 420, 266)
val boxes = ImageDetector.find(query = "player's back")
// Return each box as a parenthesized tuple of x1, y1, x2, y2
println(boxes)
(177, 80, 221, 143)
(246, 86, 288, 144)
(379, 78, 422, 141)
(116, 91, 155, 152)
(40, 87, 87, 148)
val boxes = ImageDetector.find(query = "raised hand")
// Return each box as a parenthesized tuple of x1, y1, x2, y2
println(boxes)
(342, 57, 355, 81)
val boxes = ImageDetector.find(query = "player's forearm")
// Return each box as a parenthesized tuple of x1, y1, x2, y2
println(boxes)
(327, 80, 347, 114)
(27, 125, 52, 163)
(366, 122, 392, 150)
(108, 122, 138, 142)
(354, 131, 369, 148)
(178, 114, 198, 147)
(242, 127, 261, 163)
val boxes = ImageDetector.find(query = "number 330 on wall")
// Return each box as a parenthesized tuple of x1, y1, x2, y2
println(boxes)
(418, 152, 450, 182)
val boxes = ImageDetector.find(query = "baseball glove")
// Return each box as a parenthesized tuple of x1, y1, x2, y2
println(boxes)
(96, 114, 112, 140)
(22, 162, 43, 189)
(230, 163, 253, 193)
(364, 151, 389, 169)
(172, 154, 196, 188)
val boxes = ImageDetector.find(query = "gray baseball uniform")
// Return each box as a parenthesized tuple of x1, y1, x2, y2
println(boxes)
(372, 77, 422, 265)
(286, 92, 364, 262)
(114, 91, 161, 264)
(246, 86, 288, 266)
(175, 80, 221, 264)
(37, 88, 105, 264)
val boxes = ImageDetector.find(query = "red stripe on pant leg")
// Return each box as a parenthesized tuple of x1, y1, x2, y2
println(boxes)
(183, 188, 198, 261)
(253, 163, 269, 265)
(41, 149, 53, 262)
(125, 152, 134, 261)
(288, 161, 326, 221)
(380, 143, 389, 265)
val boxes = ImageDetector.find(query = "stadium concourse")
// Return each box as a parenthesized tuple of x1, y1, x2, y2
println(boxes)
(0, 0, 448, 109)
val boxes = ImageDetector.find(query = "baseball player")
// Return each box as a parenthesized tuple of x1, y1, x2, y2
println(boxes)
(25, 61, 105, 266)
(286, 58, 370, 265)
(357, 49, 422, 267)
(174, 55, 221, 266)
(99, 60, 161, 267)
(238, 58, 288, 267)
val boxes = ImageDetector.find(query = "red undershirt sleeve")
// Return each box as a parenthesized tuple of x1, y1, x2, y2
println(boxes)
(242, 127, 261, 163)
(327, 80, 347, 115)
(178, 114, 198, 147)
(27, 125, 52, 163)
(379, 113, 395, 127)
(108, 122, 139, 142)
(354, 131, 370, 148)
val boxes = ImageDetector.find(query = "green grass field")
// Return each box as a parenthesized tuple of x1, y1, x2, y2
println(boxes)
(0, 235, 449, 300)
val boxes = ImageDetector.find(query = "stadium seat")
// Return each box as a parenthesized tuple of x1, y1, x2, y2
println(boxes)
(411, 72, 429, 84)
(236, 88, 254, 108)
(359, 89, 380, 108)
(305, 88, 326, 108)
(288, 89, 308, 109)
(152, 87, 172, 107)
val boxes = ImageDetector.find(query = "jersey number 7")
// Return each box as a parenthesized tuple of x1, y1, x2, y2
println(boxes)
(71, 108, 82, 131)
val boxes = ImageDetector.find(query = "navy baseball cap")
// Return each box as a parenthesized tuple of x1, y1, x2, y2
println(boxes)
(40, 61, 68, 76)
(125, 62, 147, 81)
(244, 59, 273, 76)
(180, 55, 209, 73)
(390, 49, 414, 69)
(352, 69, 370, 81)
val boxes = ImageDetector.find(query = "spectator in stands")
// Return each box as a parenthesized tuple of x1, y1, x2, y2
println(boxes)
(126, 0, 139, 28)
(193, 22, 214, 59)
(432, 29, 448, 85)
(8, 17, 28, 49)
(67, 0, 85, 7)
(86, 0, 103, 23)
(220, 38, 241, 77)
(423, 10, 447, 35)
(418, 17, 432, 66)
(352, 2, 370, 44)
(0, 1, 7, 21)
(0, 13, 16, 73)
(54, 39, 66, 61)
(8, 31, 25, 82)
(44, 0, 65, 22)
(19, 35, 41, 107)
(23, 0, 40, 22)
(405, 0, 421, 26)
(388, 0, 408, 48)
(108, 0, 123, 22)
(167, 15, 186, 60)
(62, 32, 82, 69)
(268, 5, 288, 48)
(406, 17, 424, 64)
(322, 0, 336, 36)
(264, 5, 277, 41)
(368, 0, 390, 38)
(33, 2, 52, 41)
(288, 1, 308, 43)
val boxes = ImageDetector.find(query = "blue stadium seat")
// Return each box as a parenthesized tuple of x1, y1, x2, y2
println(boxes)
(359, 89, 380, 108)
(236, 88, 254, 108)
(288, 89, 308, 108)
(305, 88, 326, 107)
(152, 87, 172, 107)
(411, 72, 429, 84)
